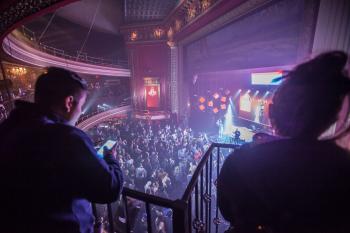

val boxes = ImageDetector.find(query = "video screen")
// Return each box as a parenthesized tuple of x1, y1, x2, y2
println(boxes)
(238, 92, 272, 126)
(251, 71, 283, 85)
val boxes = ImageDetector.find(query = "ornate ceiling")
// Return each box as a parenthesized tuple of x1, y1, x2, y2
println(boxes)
(0, 0, 226, 60)
(124, 0, 180, 23)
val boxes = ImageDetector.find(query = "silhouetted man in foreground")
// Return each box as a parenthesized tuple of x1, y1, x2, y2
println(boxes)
(0, 67, 123, 233)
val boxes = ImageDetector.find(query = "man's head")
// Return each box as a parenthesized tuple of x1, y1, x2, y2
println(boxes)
(34, 67, 88, 125)
(269, 51, 349, 138)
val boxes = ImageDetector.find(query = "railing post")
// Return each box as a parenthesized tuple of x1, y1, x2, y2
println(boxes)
(173, 200, 189, 233)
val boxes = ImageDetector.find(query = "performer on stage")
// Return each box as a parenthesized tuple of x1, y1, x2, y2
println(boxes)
(233, 128, 241, 144)
(217, 118, 224, 138)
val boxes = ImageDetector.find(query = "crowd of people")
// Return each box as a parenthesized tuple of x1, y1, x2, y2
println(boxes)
(86, 117, 238, 233)
(1, 51, 349, 233)
(88, 118, 210, 200)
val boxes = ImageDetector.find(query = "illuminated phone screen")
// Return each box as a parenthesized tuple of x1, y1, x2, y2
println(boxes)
(97, 140, 116, 158)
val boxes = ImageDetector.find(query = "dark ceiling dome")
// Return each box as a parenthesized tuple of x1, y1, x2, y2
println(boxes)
(56, 0, 123, 35)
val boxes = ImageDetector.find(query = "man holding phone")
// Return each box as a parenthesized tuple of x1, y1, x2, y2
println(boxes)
(0, 67, 123, 233)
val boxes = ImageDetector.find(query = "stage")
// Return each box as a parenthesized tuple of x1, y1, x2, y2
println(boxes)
(210, 125, 255, 144)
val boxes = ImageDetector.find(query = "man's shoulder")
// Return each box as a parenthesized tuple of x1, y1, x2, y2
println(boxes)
(47, 122, 86, 135)
(226, 138, 350, 167)
(44, 123, 91, 142)
(224, 139, 289, 164)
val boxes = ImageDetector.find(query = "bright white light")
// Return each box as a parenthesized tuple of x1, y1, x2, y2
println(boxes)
(233, 89, 242, 100)
(240, 93, 252, 112)
(223, 104, 235, 135)
(262, 91, 270, 99)
(252, 90, 259, 98)
(251, 72, 282, 85)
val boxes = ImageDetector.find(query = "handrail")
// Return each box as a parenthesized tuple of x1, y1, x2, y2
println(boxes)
(77, 100, 130, 124)
(122, 188, 175, 209)
(182, 143, 239, 202)
(107, 142, 239, 233)
(2, 33, 131, 77)
(17, 26, 128, 68)
(76, 105, 132, 131)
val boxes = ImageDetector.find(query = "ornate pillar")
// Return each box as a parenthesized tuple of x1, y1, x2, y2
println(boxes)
(170, 45, 179, 114)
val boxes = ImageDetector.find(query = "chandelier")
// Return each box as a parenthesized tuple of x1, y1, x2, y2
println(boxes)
(10, 67, 27, 76)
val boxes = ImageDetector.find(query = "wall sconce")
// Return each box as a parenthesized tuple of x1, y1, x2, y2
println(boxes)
(201, 0, 211, 11)
(130, 31, 138, 41)
(175, 19, 182, 32)
(153, 28, 164, 39)
(187, 3, 197, 21)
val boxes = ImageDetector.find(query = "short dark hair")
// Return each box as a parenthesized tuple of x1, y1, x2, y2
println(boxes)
(34, 67, 88, 107)
(269, 51, 350, 138)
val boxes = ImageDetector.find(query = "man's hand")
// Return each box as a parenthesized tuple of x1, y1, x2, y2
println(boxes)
(103, 142, 118, 160)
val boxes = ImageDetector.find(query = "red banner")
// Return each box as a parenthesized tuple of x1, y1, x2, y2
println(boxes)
(145, 85, 160, 108)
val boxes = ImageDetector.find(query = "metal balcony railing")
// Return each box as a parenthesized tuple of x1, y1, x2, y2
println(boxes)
(95, 143, 239, 233)
(16, 26, 128, 68)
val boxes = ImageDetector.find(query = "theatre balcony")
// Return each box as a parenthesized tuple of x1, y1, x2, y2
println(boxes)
(0, 0, 349, 233)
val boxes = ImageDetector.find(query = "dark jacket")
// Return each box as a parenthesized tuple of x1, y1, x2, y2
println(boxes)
(0, 101, 123, 233)
(218, 138, 350, 233)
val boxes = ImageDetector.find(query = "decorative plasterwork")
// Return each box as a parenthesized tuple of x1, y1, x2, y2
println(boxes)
(124, 0, 179, 23)
(178, 0, 273, 46)
(165, 0, 221, 34)
(121, 24, 167, 43)
(121, 0, 220, 44)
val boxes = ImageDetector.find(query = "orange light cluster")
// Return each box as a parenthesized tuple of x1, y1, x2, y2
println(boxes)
(213, 108, 219, 114)
(199, 104, 205, 111)
(207, 101, 213, 107)
(221, 104, 227, 110)
(199, 97, 206, 103)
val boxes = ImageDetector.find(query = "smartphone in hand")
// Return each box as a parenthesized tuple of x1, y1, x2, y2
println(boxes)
(97, 140, 117, 158)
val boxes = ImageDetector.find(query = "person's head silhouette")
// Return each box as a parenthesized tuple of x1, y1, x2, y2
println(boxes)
(269, 51, 349, 139)
(34, 67, 88, 125)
